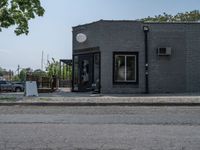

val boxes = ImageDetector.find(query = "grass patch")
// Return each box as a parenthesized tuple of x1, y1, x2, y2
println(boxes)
(39, 98, 51, 101)
(0, 96, 17, 101)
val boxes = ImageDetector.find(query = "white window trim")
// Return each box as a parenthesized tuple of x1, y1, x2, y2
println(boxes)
(115, 54, 137, 82)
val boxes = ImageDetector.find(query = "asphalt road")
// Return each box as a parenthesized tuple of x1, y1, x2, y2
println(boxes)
(0, 106, 200, 149)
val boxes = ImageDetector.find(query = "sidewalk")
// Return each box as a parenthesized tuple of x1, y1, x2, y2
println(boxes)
(1, 89, 200, 106)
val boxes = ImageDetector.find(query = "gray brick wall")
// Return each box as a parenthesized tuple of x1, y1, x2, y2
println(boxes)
(185, 24, 200, 92)
(98, 21, 145, 94)
(147, 23, 187, 93)
(73, 22, 101, 50)
(73, 21, 200, 94)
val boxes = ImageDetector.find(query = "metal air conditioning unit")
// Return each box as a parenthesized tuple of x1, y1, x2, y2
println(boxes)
(157, 47, 172, 56)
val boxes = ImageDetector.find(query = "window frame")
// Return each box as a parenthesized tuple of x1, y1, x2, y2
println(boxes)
(113, 52, 138, 84)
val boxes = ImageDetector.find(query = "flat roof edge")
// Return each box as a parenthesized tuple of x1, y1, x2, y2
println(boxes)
(144, 21, 200, 24)
(72, 20, 143, 29)
(72, 20, 200, 29)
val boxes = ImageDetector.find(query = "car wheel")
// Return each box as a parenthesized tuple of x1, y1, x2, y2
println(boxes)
(15, 87, 21, 92)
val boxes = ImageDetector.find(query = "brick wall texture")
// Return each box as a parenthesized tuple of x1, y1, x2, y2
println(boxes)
(73, 21, 200, 94)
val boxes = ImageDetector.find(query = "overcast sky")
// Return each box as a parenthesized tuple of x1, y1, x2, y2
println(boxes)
(0, 0, 199, 71)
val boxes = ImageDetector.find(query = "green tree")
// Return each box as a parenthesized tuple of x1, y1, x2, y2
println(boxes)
(32, 69, 47, 78)
(139, 10, 200, 22)
(60, 64, 72, 80)
(0, 67, 3, 76)
(46, 58, 72, 80)
(0, 0, 45, 35)
(46, 58, 60, 78)
(19, 68, 27, 81)
(0, 67, 7, 77)
(12, 75, 20, 81)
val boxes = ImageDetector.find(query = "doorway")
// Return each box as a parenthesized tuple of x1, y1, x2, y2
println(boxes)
(72, 52, 100, 92)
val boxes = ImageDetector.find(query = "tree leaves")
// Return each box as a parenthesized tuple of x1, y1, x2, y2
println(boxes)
(0, 0, 45, 35)
(46, 59, 60, 78)
(139, 10, 200, 23)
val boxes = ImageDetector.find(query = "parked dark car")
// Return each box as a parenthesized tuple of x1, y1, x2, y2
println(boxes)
(0, 81, 24, 92)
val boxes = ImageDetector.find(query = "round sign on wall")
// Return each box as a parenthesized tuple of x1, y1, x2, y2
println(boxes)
(76, 33, 87, 43)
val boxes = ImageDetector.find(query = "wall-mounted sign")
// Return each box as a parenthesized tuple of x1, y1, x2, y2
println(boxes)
(76, 33, 87, 43)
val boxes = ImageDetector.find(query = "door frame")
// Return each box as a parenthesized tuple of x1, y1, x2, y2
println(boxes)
(72, 51, 101, 92)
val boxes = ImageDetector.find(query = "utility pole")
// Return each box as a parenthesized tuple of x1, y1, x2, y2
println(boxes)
(41, 51, 44, 71)
(47, 54, 49, 66)
(17, 65, 20, 75)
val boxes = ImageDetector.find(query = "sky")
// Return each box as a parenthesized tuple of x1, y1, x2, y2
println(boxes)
(0, 0, 200, 72)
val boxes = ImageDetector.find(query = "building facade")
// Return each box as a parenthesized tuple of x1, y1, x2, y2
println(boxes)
(72, 20, 200, 94)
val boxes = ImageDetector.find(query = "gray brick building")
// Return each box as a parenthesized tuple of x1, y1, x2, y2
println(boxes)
(72, 20, 200, 94)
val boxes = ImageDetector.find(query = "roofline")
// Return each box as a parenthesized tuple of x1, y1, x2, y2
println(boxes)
(144, 21, 200, 24)
(72, 20, 143, 29)
(72, 20, 103, 28)
(72, 20, 200, 29)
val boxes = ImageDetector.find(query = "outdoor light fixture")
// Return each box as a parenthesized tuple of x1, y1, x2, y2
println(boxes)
(76, 33, 87, 43)
(143, 26, 149, 32)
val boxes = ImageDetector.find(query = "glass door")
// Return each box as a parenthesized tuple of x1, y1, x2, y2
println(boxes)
(79, 54, 93, 91)
(73, 52, 100, 92)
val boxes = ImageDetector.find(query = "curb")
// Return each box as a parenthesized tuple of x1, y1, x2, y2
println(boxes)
(0, 102, 200, 106)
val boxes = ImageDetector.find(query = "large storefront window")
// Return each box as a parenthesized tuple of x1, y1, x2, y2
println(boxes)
(114, 52, 138, 83)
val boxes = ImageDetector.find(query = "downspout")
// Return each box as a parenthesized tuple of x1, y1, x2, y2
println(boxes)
(143, 26, 149, 94)
(72, 54, 74, 92)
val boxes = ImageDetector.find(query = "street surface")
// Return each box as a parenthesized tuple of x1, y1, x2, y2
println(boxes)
(0, 106, 200, 149)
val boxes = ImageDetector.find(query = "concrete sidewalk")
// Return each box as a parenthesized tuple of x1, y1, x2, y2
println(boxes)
(1, 89, 200, 106)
